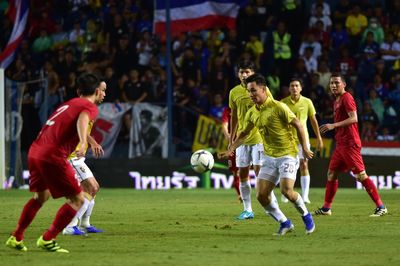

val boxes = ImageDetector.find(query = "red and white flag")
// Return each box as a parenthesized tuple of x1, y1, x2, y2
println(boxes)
(361, 141, 400, 156)
(0, 0, 29, 69)
(153, 0, 247, 37)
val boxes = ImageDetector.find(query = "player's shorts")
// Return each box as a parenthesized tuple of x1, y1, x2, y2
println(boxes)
(69, 157, 94, 182)
(227, 150, 238, 172)
(235, 143, 263, 168)
(329, 144, 365, 174)
(28, 148, 81, 199)
(297, 142, 311, 160)
(258, 154, 299, 185)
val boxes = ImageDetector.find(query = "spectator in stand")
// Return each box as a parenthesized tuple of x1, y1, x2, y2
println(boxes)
(310, 73, 326, 99)
(181, 47, 202, 86)
(292, 58, 311, 89)
(361, 17, 385, 45)
(302, 47, 318, 74)
(368, 88, 384, 123)
(360, 31, 380, 62)
(311, 20, 330, 49)
(330, 22, 349, 51)
(376, 127, 396, 141)
(380, 32, 400, 69)
(317, 59, 331, 90)
(308, 4, 332, 32)
(336, 46, 356, 78)
(272, 21, 292, 84)
(345, 5, 368, 53)
(245, 33, 264, 69)
(136, 29, 156, 72)
(299, 32, 321, 60)
(334, 0, 352, 25)
(112, 34, 137, 78)
(208, 93, 226, 121)
(103, 66, 120, 103)
(208, 55, 230, 98)
(360, 101, 379, 141)
(310, 0, 330, 17)
(32, 29, 53, 54)
(69, 20, 85, 49)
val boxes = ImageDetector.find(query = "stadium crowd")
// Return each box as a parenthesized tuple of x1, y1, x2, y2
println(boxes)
(1, 0, 400, 156)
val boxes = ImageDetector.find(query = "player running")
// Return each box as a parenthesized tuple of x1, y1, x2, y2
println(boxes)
(315, 73, 387, 217)
(221, 73, 315, 235)
(280, 78, 323, 203)
(5, 73, 105, 253)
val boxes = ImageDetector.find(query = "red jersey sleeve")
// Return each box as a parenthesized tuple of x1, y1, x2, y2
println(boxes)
(221, 107, 230, 124)
(342, 92, 357, 113)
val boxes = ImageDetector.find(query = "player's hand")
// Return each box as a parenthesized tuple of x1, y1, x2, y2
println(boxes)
(75, 143, 87, 158)
(303, 148, 314, 160)
(218, 150, 233, 159)
(319, 123, 335, 134)
(91, 144, 104, 158)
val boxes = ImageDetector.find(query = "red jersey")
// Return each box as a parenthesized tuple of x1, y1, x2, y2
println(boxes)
(333, 92, 361, 147)
(31, 97, 98, 158)
(221, 107, 231, 127)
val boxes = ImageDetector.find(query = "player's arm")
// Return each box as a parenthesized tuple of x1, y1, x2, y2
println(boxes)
(320, 110, 357, 134)
(88, 135, 104, 158)
(221, 120, 229, 140)
(291, 118, 314, 159)
(309, 114, 323, 151)
(220, 122, 253, 158)
(76, 111, 90, 158)
(229, 106, 238, 146)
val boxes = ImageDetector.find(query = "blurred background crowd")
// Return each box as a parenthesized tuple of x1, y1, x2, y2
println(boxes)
(1, 0, 400, 157)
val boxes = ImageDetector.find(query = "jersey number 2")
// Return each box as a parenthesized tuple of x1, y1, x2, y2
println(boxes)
(46, 105, 69, 126)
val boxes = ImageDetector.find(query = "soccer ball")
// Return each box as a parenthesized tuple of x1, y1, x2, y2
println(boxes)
(190, 150, 214, 173)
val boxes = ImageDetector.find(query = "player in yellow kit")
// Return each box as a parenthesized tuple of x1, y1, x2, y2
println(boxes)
(228, 60, 275, 220)
(280, 79, 323, 203)
(221, 74, 315, 235)
(62, 82, 106, 235)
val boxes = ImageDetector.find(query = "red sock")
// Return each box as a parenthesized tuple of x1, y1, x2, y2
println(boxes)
(43, 204, 77, 241)
(13, 198, 42, 241)
(233, 174, 240, 197)
(324, 180, 339, 209)
(361, 178, 383, 207)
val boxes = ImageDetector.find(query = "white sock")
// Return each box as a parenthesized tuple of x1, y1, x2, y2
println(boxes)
(263, 192, 287, 223)
(292, 193, 309, 216)
(66, 198, 89, 228)
(301, 175, 310, 200)
(81, 199, 95, 227)
(240, 180, 252, 212)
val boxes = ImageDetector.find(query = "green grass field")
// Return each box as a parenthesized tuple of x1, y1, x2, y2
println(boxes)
(1, 188, 399, 266)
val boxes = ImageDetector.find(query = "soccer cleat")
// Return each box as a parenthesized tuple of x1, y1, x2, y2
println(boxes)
(236, 210, 254, 220)
(5, 236, 28, 251)
(62, 226, 86, 235)
(314, 207, 332, 216)
(37, 236, 69, 253)
(302, 213, 315, 234)
(369, 206, 388, 217)
(281, 195, 289, 203)
(84, 225, 104, 233)
(274, 219, 294, 236)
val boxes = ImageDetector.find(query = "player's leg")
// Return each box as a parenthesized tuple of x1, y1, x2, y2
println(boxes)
(279, 156, 315, 234)
(228, 152, 241, 202)
(80, 177, 103, 232)
(6, 190, 51, 251)
(63, 158, 92, 235)
(299, 158, 311, 203)
(235, 145, 253, 219)
(257, 155, 293, 235)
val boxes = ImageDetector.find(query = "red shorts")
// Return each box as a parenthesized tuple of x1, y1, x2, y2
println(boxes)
(329, 144, 365, 174)
(28, 149, 81, 199)
(228, 151, 238, 172)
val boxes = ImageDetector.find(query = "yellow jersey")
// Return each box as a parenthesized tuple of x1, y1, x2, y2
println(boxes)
(243, 97, 298, 158)
(281, 95, 315, 144)
(67, 121, 94, 160)
(229, 84, 273, 145)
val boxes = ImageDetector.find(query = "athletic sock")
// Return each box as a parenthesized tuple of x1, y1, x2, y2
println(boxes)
(233, 174, 241, 197)
(81, 199, 95, 227)
(324, 179, 338, 209)
(13, 198, 42, 241)
(66, 198, 89, 228)
(300, 175, 310, 200)
(240, 180, 252, 212)
(263, 193, 287, 223)
(43, 204, 77, 241)
(292, 193, 309, 216)
(361, 178, 383, 207)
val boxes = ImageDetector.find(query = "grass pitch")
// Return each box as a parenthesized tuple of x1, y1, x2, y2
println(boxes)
(1, 188, 399, 266)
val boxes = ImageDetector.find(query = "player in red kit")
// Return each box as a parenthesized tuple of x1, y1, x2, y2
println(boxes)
(5, 73, 106, 253)
(219, 107, 242, 203)
(315, 73, 387, 217)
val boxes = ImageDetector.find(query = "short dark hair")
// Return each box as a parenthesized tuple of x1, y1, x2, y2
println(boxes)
(140, 109, 153, 121)
(289, 78, 303, 87)
(237, 60, 256, 71)
(330, 72, 346, 83)
(245, 73, 266, 86)
(77, 73, 101, 96)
